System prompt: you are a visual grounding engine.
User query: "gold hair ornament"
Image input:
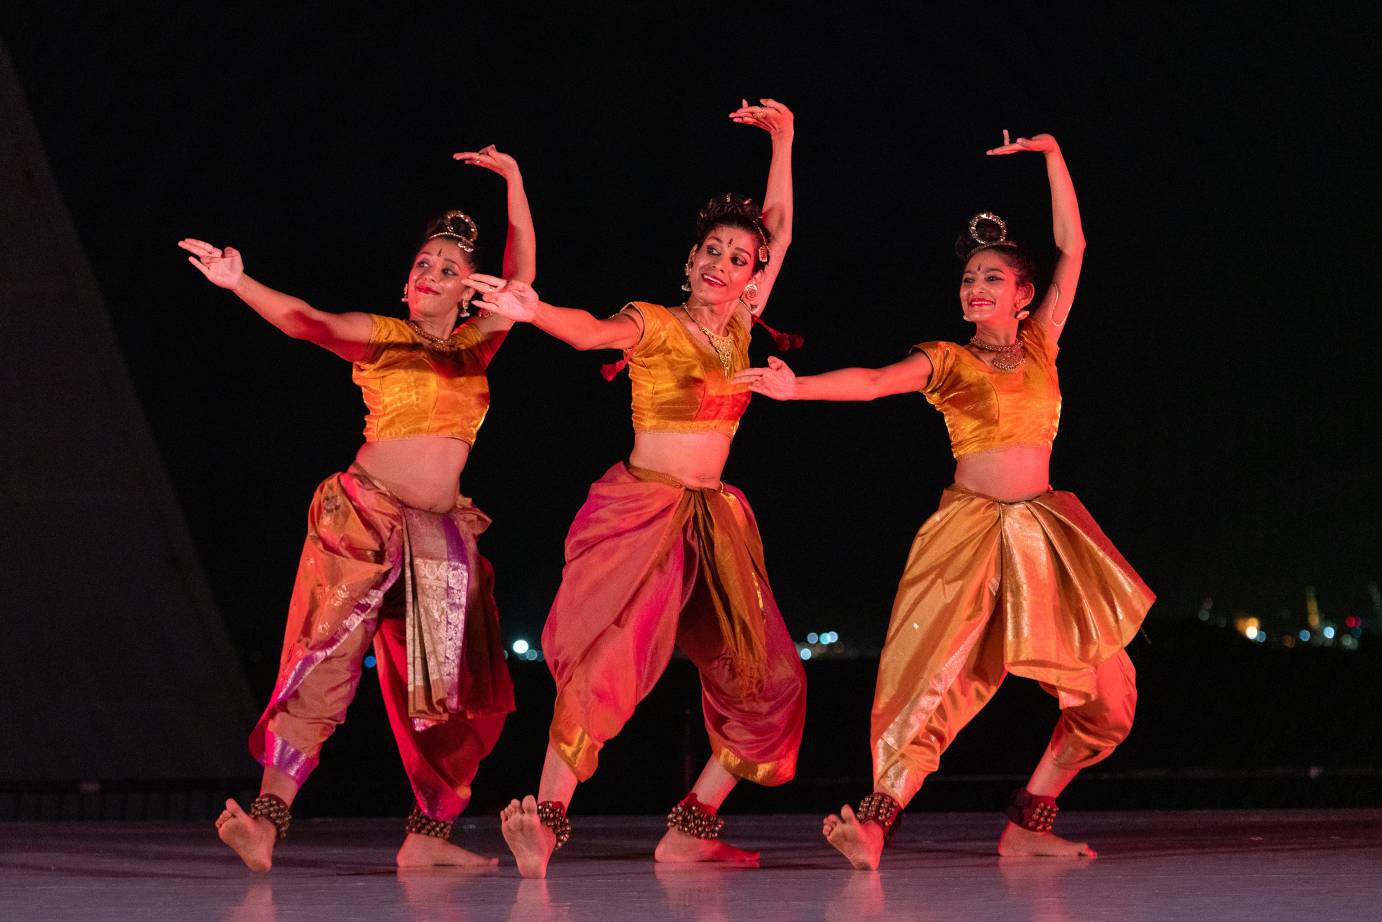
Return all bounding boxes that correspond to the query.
[427,210,478,254]
[700,193,771,264]
[967,211,1009,247]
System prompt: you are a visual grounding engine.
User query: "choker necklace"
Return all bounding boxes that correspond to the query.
[967,335,1025,372]
[679,304,735,378]
[407,319,463,351]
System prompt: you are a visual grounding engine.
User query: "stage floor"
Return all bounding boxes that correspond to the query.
[2,810,1378,920]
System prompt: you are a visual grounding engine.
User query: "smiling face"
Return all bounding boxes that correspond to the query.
[685,224,763,307]
[960,249,1034,325]
[406,239,475,319]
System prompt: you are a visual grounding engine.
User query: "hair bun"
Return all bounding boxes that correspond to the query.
[423,210,478,254]
[955,211,1014,259]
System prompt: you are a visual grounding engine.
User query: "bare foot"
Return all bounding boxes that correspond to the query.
[654,826,759,865]
[822,804,885,870]
[997,821,1097,858]
[215,798,277,872]
[396,832,499,868]
[501,796,556,879]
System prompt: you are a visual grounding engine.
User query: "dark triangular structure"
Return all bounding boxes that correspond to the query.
[0,37,256,780]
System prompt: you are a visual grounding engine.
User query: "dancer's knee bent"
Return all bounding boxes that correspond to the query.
[700,618,806,787]
[1048,651,1137,769]
[254,618,374,782]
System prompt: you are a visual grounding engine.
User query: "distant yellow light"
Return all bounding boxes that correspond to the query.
[1246,625,1260,640]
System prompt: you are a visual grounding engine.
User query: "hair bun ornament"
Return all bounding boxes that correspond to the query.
[428,210,478,253]
[956,211,1017,258]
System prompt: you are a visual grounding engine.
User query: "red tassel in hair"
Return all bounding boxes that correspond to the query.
[599,358,629,381]
[753,315,805,351]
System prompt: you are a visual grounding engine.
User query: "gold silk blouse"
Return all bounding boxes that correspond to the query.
[913,320,1062,459]
[622,302,752,439]
[352,314,495,444]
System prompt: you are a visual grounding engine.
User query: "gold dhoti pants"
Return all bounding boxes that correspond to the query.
[872,486,1153,807]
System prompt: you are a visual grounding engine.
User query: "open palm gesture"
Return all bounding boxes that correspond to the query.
[454,144,522,182]
[466,274,539,322]
[733,356,798,400]
[730,98,794,139]
[986,129,1059,156]
[179,238,244,289]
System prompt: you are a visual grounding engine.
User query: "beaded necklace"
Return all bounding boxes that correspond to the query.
[407,319,464,352]
[967,335,1026,372]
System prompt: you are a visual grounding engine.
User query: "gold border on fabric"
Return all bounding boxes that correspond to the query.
[551,725,599,781]
[714,744,795,787]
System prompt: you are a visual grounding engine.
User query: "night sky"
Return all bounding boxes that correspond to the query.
[4,4,1375,680]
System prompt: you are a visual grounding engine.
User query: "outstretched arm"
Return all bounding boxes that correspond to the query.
[465,275,641,351]
[987,131,1084,342]
[729,98,794,316]
[734,352,933,402]
[178,239,373,361]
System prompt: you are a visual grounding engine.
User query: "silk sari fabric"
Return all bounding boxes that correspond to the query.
[542,462,806,785]
[249,467,514,820]
[871,486,1153,807]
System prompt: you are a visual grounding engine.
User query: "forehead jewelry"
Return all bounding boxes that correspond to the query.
[699,193,771,264]
[427,210,478,254]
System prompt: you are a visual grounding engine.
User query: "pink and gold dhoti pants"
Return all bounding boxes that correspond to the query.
[871,486,1153,807]
[542,462,807,786]
[248,467,514,822]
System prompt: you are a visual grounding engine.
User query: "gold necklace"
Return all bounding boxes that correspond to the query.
[680,305,736,378]
[407,319,463,351]
[967,335,1025,372]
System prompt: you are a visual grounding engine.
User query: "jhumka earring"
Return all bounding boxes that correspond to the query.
[681,262,693,292]
[743,282,760,303]
[401,283,409,303]
[458,294,472,319]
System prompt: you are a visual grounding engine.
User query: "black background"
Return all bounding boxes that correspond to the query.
[3,3,1378,803]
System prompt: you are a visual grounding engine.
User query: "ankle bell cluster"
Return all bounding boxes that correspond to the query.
[666,794,725,840]
[405,805,454,840]
[537,800,572,850]
[855,792,902,839]
[1006,788,1059,832]
[249,793,292,840]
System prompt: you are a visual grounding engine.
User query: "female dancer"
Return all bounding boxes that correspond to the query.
[178,146,535,871]
[737,132,1153,866]
[466,99,804,878]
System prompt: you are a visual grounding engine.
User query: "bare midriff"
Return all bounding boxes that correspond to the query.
[953,444,1052,502]
[629,430,733,489]
[354,436,471,512]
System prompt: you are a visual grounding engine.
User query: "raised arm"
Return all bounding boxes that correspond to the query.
[734,351,933,402]
[729,98,794,315]
[454,145,537,285]
[453,146,537,342]
[465,275,641,352]
[178,239,373,361]
[986,131,1084,342]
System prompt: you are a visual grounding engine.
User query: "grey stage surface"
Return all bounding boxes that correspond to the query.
[2,811,1379,920]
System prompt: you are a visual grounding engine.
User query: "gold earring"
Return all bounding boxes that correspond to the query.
[458,295,472,319]
[743,282,759,303]
[681,262,693,292]
[401,283,409,303]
